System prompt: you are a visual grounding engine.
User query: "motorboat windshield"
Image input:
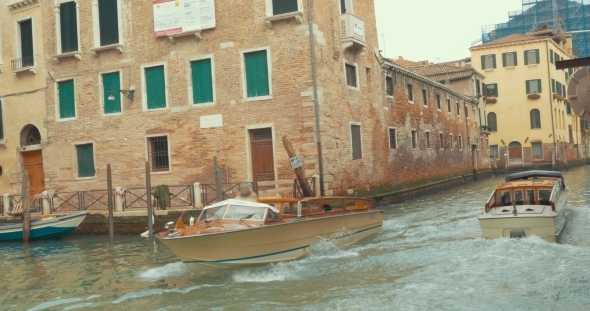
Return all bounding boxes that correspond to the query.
[197,199,279,222]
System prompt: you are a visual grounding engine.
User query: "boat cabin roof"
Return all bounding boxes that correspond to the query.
[496,179,557,191]
[505,170,563,182]
[202,199,279,213]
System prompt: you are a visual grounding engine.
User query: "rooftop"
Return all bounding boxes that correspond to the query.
[408,64,482,83]
[471,26,568,51]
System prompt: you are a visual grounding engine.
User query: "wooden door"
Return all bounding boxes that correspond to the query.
[22,150,45,196]
[250,129,275,183]
[508,142,523,165]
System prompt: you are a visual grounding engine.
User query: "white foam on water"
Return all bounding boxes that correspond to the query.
[62,303,93,310]
[138,262,192,281]
[86,295,101,300]
[112,284,219,304]
[26,298,82,311]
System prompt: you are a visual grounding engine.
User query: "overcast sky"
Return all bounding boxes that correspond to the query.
[375,0,524,63]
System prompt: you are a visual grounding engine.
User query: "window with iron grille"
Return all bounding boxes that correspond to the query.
[532,142,543,157]
[386,76,394,96]
[407,84,413,101]
[345,64,357,88]
[422,89,428,106]
[148,136,170,171]
[439,133,444,149]
[426,132,431,149]
[388,128,396,149]
[411,130,417,149]
[490,145,499,157]
[76,144,95,178]
[436,94,441,110]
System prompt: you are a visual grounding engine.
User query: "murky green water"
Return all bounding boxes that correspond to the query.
[2,167,590,310]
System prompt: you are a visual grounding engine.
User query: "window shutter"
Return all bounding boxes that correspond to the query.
[513,53,518,66]
[550,50,554,64]
[191,59,214,104]
[563,85,566,97]
[20,20,34,67]
[526,81,530,94]
[102,72,121,114]
[481,55,486,70]
[272,0,298,15]
[98,0,119,46]
[76,144,95,177]
[537,79,542,93]
[551,79,556,93]
[58,80,76,118]
[535,49,540,64]
[502,53,506,67]
[524,51,529,65]
[245,51,270,98]
[567,103,572,115]
[492,54,496,68]
[494,84,498,97]
[60,2,78,53]
[145,66,166,109]
[340,0,347,14]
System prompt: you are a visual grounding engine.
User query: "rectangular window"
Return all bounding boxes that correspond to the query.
[422,89,428,106]
[526,79,542,94]
[450,134,454,149]
[245,50,270,97]
[386,76,394,96]
[484,83,498,97]
[456,101,460,115]
[340,0,350,14]
[439,133,444,149]
[102,72,121,114]
[436,94,441,110]
[191,58,214,104]
[556,81,562,96]
[481,54,496,69]
[388,128,397,149]
[426,132,431,149]
[552,79,556,93]
[476,79,481,95]
[490,145,499,157]
[19,19,34,67]
[411,130,417,149]
[550,49,554,64]
[351,124,362,160]
[98,0,119,46]
[563,85,566,97]
[532,142,543,157]
[60,1,78,53]
[76,144,95,178]
[345,64,357,88]
[447,98,451,112]
[407,84,413,101]
[502,52,517,67]
[272,0,298,15]
[459,135,463,149]
[145,65,166,109]
[58,79,76,119]
[148,136,170,171]
[524,49,540,65]
[0,100,4,139]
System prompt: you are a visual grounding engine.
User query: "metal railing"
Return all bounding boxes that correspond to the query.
[293,177,316,198]
[10,195,41,213]
[11,56,34,71]
[201,182,258,206]
[51,192,82,212]
[124,185,194,210]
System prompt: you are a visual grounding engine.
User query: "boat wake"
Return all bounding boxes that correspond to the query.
[138,262,191,281]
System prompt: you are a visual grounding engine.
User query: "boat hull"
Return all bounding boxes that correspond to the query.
[161,210,383,274]
[0,212,88,241]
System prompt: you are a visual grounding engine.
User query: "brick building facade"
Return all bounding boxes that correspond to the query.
[28,0,489,198]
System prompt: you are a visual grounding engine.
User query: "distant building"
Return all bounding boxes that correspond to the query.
[470,27,585,167]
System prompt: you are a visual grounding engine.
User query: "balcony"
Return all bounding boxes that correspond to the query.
[11,56,36,74]
[340,13,366,53]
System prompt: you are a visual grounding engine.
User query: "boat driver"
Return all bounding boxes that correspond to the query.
[235,184,258,202]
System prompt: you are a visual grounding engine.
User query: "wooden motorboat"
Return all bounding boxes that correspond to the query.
[0,211,88,241]
[478,171,568,242]
[158,197,383,274]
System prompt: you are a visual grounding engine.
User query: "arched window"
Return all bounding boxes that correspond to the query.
[20,124,41,146]
[487,112,497,132]
[530,109,541,129]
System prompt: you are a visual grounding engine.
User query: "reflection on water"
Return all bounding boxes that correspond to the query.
[2,167,590,310]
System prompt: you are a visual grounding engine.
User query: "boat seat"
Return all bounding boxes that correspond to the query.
[8,202,23,216]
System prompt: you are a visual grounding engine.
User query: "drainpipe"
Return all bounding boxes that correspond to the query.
[546,41,557,169]
[307,0,324,196]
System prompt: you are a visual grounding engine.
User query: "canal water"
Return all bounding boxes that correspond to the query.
[2,167,590,311]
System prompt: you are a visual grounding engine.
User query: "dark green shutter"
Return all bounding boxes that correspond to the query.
[481,55,486,69]
[550,50,554,63]
[102,72,121,114]
[493,84,498,97]
[245,50,270,98]
[98,0,119,46]
[340,0,347,13]
[492,55,496,68]
[60,2,78,53]
[76,144,95,177]
[145,66,166,109]
[58,80,76,118]
[191,59,214,104]
[502,53,507,67]
[524,51,529,65]
[273,0,298,15]
[552,79,556,93]
[535,49,540,64]
[563,85,566,97]
[20,20,34,67]
[0,101,4,139]
[526,81,530,94]
[513,52,518,66]
[537,79,542,93]
[567,103,572,115]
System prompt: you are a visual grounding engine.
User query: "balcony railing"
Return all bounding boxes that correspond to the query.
[11,56,34,71]
[340,13,367,52]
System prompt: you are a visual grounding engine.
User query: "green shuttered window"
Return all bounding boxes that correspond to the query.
[98,0,119,46]
[145,66,166,110]
[58,80,76,119]
[481,54,496,69]
[273,0,298,15]
[524,49,540,65]
[245,50,270,98]
[60,1,78,53]
[526,79,542,94]
[102,72,121,114]
[20,19,34,67]
[191,59,214,104]
[567,103,572,115]
[76,144,95,177]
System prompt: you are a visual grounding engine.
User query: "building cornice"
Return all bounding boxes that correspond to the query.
[470,37,572,58]
[7,0,40,10]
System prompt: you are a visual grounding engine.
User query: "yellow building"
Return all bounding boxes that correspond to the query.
[0,0,48,198]
[471,28,584,168]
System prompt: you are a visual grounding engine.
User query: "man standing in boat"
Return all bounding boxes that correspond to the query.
[235,183,258,202]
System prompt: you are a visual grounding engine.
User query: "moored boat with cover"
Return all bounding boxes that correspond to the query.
[0,211,88,241]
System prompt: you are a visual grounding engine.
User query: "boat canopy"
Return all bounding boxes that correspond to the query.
[505,170,563,182]
[202,199,279,213]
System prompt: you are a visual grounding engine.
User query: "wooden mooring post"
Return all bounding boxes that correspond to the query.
[282,136,313,197]
[107,164,114,238]
[145,161,154,239]
[213,157,224,201]
[21,170,30,243]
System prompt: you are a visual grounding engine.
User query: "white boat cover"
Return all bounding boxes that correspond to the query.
[202,199,280,213]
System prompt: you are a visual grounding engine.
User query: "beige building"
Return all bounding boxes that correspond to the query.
[470,28,584,167]
[0,0,48,197]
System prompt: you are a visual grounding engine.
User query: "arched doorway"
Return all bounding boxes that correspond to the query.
[20,124,45,197]
[508,141,523,166]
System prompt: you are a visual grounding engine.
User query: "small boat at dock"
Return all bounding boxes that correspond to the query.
[0,212,88,241]
[158,197,383,274]
[478,171,568,242]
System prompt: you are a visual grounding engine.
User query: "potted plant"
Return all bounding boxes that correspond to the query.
[484,96,497,104]
[528,91,540,100]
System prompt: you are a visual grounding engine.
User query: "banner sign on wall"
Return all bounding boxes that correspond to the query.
[153,0,215,37]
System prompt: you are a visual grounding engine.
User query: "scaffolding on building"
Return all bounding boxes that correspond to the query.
[480,0,590,57]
